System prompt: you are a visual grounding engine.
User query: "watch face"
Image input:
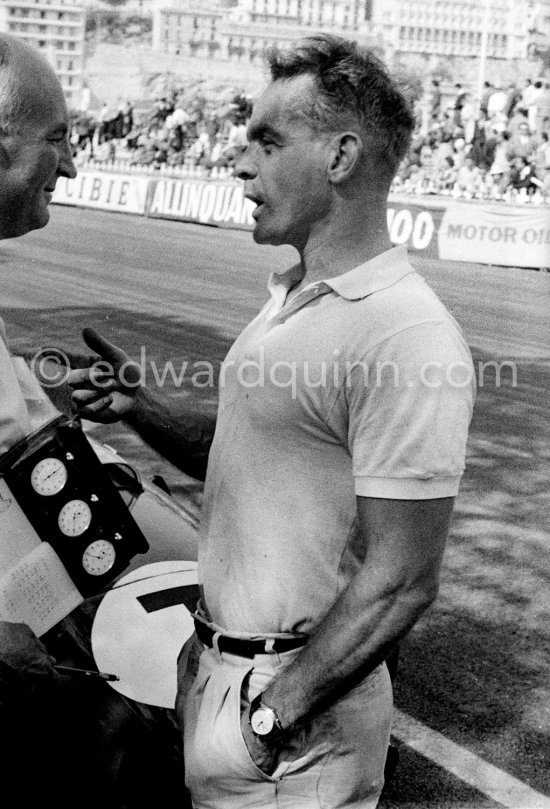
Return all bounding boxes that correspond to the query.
[82,539,116,576]
[58,499,92,536]
[250,707,275,737]
[31,457,68,496]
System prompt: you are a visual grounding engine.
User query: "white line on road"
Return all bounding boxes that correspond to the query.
[393,710,550,809]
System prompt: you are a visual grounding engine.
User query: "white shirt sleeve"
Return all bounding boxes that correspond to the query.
[345,321,475,499]
[0,321,31,455]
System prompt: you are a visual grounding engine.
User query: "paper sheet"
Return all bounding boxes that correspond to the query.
[0,477,42,570]
[0,542,83,636]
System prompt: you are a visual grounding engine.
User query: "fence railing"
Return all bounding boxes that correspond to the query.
[76,158,237,181]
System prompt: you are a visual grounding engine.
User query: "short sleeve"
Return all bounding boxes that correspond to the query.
[344,321,475,499]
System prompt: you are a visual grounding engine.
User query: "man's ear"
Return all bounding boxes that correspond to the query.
[327,131,363,184]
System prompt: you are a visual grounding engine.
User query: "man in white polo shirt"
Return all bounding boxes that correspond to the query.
[183,35,474,808]
[72,34,475,809]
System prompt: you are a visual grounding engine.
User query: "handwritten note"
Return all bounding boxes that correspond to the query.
[0,542,83,636]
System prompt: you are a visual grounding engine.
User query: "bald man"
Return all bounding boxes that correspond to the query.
[0,34,76,237]
[0,33,76,449]
[0,36,189,809]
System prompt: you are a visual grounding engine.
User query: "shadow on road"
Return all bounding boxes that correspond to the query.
[386,350,550,802]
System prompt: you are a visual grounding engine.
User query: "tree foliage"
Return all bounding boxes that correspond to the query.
[85,9,151,41]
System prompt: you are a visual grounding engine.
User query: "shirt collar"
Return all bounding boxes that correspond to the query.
[321,245,416,300]
[267,245,415,304]
[267,263,304,300]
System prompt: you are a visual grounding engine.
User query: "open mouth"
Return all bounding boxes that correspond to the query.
[245,191,264,214]
[252,203,264,221]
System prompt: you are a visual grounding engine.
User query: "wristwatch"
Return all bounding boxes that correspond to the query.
[248,694,285,744]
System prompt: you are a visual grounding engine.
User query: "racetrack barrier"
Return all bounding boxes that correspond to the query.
[53,172,550,269]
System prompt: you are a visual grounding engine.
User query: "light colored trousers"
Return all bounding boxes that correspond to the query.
[176,634,393,809]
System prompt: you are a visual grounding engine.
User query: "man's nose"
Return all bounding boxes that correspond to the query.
[58,138,77,180]
[234,145,257,181]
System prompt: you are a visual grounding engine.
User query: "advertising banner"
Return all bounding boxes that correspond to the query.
[387,204,443,257]
[52,169,550,268]
[146,178,255,229]
[438,204,550,269]
[53,172,149,215]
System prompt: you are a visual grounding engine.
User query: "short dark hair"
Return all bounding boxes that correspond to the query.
[266,34,415,172]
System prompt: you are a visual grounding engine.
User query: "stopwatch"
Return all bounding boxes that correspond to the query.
[82,539,116,576]
[58,499,92,536]
[31,457,68,496]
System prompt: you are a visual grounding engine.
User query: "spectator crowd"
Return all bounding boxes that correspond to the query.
[70,75,550,205]
[70,86,252,176]
[392,77,550,203]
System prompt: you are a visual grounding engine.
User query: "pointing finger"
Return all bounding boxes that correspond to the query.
[82,327,128,366]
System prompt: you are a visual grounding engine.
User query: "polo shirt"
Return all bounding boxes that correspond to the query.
[198,246,475,635]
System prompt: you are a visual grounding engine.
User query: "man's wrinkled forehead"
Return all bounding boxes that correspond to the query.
[247,75,320,140]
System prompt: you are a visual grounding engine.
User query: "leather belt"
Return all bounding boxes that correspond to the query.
[194,618,307,658]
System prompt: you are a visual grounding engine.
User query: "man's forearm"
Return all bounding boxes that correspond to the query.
[261,496,453,732]
[261,572,436,730]
[126,386,216,482]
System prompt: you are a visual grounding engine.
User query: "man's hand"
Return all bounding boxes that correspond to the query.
[0,622,58,697]
[67,327,141,423]
[240,708,278,775]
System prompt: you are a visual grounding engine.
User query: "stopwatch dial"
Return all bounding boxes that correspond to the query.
[82,540,116,576]
[31,457,68,496]
[58,499,92,536]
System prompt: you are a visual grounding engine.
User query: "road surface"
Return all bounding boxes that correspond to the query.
[1,205,549,808]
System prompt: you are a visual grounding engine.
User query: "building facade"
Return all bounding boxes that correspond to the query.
[370,0,546,64]
[152,0,547,70]
[0,0,86,108]
[152,0,380,61]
